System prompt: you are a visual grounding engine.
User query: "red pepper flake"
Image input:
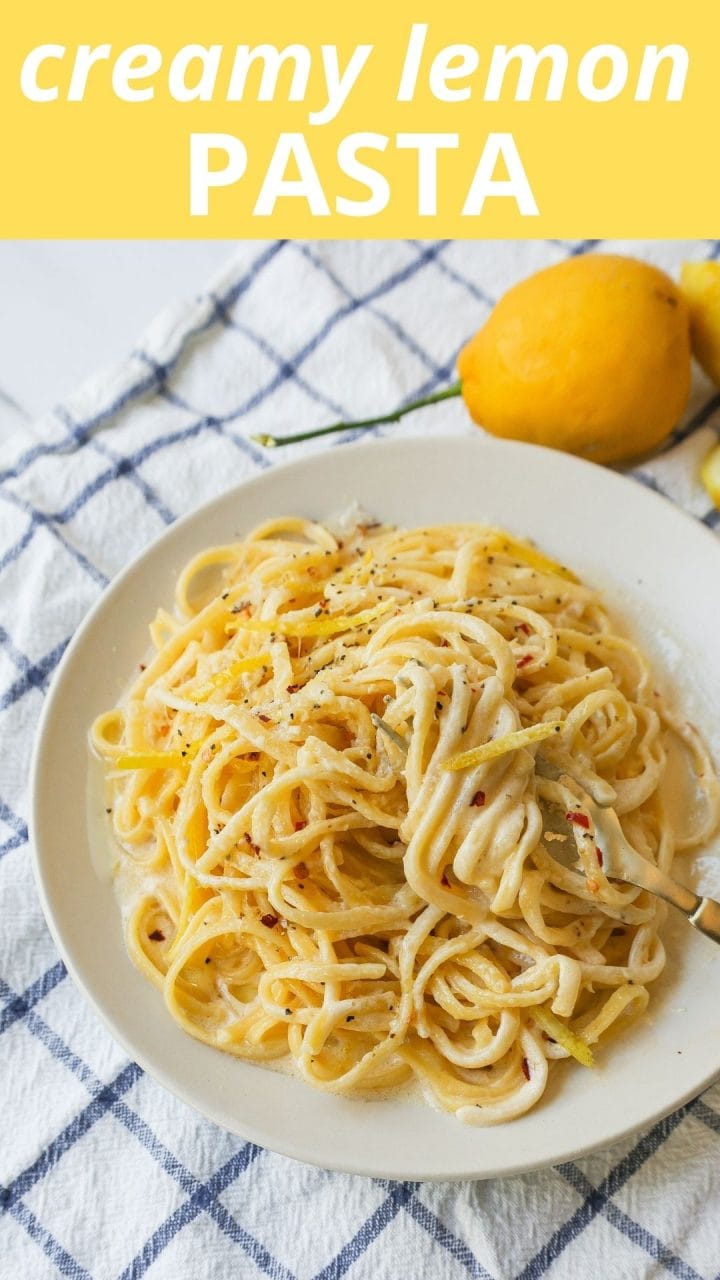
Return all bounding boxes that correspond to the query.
[515,622,531,636]
[294,820,307,832]
[243,751,260,761]
[516,654,533,669]
[566,811,590,829]
[243,834,261,856]
[260,913,278,929]
[441,873,450,886]
[286,684,300,694]
[471,790,486,808]
[521,1057,531,1080]
[294,861,309,880]
[595,846,604,867]
[148,929,165,942]
[257,714,271,724]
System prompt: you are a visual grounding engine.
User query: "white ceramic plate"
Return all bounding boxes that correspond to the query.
[31,435,720,1181]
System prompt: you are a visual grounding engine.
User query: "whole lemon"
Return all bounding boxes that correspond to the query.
[679,260,720,386]
[457,255,691,464]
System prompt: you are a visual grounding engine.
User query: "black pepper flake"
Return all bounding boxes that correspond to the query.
[105,807,112,814]
[285,1008,292,1015]
[204,957,211,964]
[148,929,165,942]
[346,1015,355,1022]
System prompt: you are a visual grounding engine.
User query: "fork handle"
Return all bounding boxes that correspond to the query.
[688,896,720,944]
[622,859,720,946]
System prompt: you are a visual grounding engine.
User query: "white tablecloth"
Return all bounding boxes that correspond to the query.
[1,239,719,1280]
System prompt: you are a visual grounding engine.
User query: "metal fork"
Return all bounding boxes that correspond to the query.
[537,759,720,945]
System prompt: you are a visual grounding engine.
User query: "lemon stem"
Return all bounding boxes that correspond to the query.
[251,381,463,448]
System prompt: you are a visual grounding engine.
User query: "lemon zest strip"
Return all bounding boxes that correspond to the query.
[531,1005,594,1067]
[225,599,394,638]
[188,652,271,701]
[492,533,578,584]
[443,720,561,772]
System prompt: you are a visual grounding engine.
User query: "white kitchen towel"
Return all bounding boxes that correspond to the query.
[1,239,719,1280]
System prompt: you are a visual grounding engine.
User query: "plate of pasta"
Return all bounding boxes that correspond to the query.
[31,435,720,1180]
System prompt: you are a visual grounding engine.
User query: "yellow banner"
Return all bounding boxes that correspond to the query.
[1,0,717,236]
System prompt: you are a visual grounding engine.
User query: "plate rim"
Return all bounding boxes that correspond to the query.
[28,433,720,1180]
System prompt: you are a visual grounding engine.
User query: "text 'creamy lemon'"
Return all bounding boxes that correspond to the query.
[458,255,691,465]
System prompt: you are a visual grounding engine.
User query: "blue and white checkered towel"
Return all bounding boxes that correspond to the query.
[1,239,719,1280]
